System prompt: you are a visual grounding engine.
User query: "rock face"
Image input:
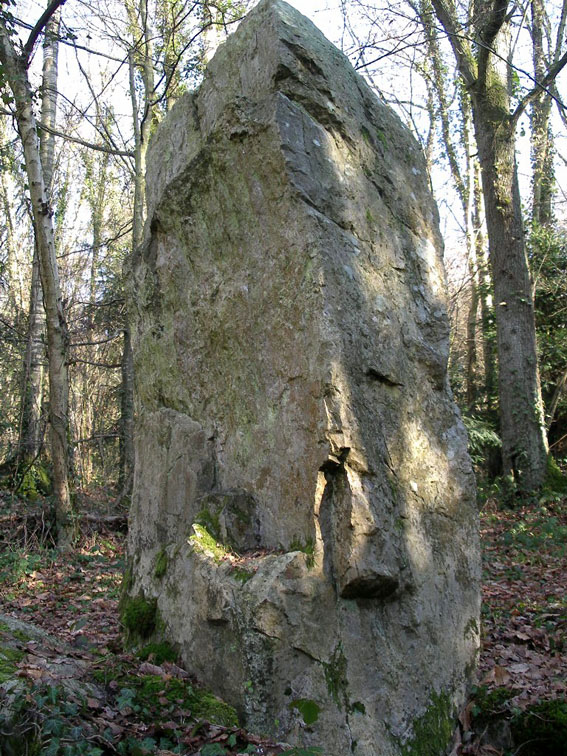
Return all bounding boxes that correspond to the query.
[126,1,481,753]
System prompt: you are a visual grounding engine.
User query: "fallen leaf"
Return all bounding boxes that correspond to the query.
[509,663,529,674]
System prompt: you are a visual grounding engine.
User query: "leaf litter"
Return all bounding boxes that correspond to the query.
[1,490,567,754]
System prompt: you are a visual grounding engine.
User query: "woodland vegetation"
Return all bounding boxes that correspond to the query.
[0,0,567,753]
[0,0,566,534]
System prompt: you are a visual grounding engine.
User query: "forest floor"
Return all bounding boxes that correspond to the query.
[0,489,566,755]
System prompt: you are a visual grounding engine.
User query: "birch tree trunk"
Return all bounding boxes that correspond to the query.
[17,10,60,470]
[19,254,45,463]
[0,1,75,548]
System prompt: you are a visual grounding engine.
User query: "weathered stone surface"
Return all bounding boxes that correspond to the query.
[127,1,481,753]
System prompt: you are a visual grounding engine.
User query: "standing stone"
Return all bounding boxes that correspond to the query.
[126,1,481,754]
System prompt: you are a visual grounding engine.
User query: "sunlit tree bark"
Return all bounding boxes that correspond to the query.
[0,0,75,548]
[18,9,61,470]
[428,0,567,490]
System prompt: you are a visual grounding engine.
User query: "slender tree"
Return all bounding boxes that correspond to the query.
[0,0,75,547]
[530,0,567,226]
[18,8,62,473]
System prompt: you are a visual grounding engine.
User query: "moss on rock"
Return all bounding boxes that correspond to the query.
[17,462,51,500]
[544,455,567,494]
[154,548,168,579]
[399,691,454,756]
[188,523,231,563]
[195,507,222,542]
[120,595,158,639]
[323,644,348,711]
[137,641,177,665]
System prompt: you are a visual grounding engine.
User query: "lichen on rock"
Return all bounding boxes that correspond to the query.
[126,1,481,753]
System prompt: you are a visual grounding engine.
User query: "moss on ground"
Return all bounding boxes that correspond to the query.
[135,674,238,727]
[511,699,567,755]
[471,687,567,755]
[93,656,238,730]
[0,645,25,683]
[471,685,514,725]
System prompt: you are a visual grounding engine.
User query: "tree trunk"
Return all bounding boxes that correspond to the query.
[471,86,547,487]
[19,251,46,463]
[0,8,75,549]
[530,0,554,225]
[429,0,551,491]
[465,265,479,409]
[117,35,154,500]
[473,165,497,412]
[530,0,565,227]
[16,11,60,471]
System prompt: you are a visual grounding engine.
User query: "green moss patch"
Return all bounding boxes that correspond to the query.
[189,523,231,563]
[471,685,514,725]
[472,689,567,755]
[153,548,168,579]
[323,644,348,710]
[511,699,567,755]
[399,691,454,756]
[544,455,567,494]
[135,674,238,727]
[195,507,222,542]
[289,536,315,568]
[231,567,254,584]
[17,462,51,500]
[120,595,157,639]
[0,645,25,683]
[136,642,177,665]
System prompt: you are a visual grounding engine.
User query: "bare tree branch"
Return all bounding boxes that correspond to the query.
[429,0,476,86]
[511,48,567,126]
[476,0,508,85]
[35,120,134,156]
